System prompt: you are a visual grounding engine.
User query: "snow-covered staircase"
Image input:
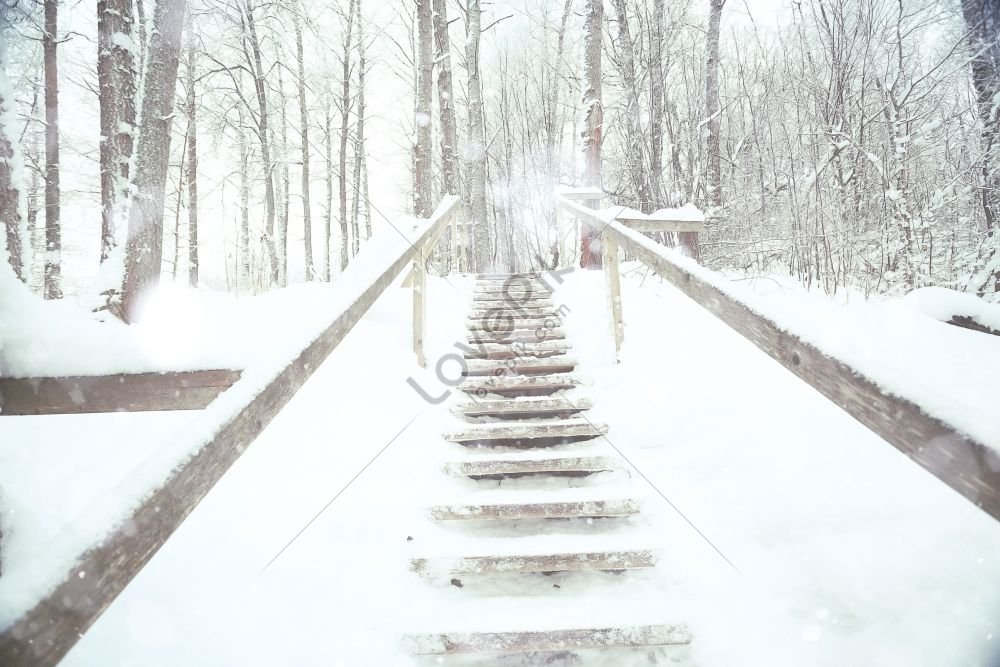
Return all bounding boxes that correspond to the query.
[404,273,692,660]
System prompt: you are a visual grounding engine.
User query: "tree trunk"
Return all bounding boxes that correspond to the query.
[705,0,725,211]
[43,0,62,298]
[238,116,250,289]
[432,0,458,197]
[649,0,665,207]
[185,6,198,287]
[0,36,26,281]
[324,99,333,280]
[353,0,369,246]
[579,0,603,268]
[121,0,186,319]
[294,12,313,280]
[98,0,136,269]
[962,0,1000,294]
[277,67,290,286]
[242,0,278,286]
[414,0,433,217]
[465,0,489,272]
[339,0,356,271]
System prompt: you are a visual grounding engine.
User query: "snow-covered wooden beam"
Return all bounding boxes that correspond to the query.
[0,370,242,415]
[555,193,1000,524]
[0,196,461,667]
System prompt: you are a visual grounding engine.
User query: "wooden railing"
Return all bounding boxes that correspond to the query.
[0,196,460,667]
[554,191,1000,524]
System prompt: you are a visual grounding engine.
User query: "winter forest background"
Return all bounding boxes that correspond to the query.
[0,0,998,315]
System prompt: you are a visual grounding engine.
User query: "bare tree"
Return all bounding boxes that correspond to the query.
[351,0,370,247]
[121,0,187,319]
[705,0,725,211]
[293,7,313,279]
[43,0,61,298]
[97,0,137,269]
[185,4,198,286]
[414,0,433,217]
[579,0,603,268]
[465,0,489,271]
[0,25,26,281]
[338,0,357,270]
[323,96,333,279]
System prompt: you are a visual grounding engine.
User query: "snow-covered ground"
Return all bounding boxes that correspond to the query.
[3,267,999,665]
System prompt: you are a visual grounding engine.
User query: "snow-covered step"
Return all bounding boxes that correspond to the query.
[459,373,584,397]
[403,624,692,655]
[472,296,555,306]
[410,549,656,577]
[445,419,608,446]
[474,283,551,294]
[443,455,619,478]
[430,497,641,521]
[452,396,593,418]
[463,357,577,376]
[466,329,567,344]
[467,321,563,335]
[468,304,559,320]
[463,341,570,359]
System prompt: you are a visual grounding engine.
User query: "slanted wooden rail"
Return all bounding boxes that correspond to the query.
[554,191,1000,523]
[0,195,460,666]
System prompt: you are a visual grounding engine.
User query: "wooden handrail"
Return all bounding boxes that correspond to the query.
[412,195,461,366]
[554,192,1000,524]
[0,198,459,666]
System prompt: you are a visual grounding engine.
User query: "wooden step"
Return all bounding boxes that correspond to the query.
[463,357,576,376]
[445,420,608,446]
[463,341,569,359]
[404,624,692,655]
[460,374,583,397]
[472,296,555,306]
[468,307,560,319]
[474,284,551,294]
[467,330,566,344]
[430,498,641,520]
[467,321,563,336]
[452,397,593,418]
[410,549,656,576]
[443,455,617,478]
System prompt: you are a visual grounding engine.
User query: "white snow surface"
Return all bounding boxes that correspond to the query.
[1,265,997,665]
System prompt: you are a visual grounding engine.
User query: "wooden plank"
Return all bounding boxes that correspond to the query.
[452,397,593,417]
[445,420,608,444]
[467,319,563,332]
[617,218,703,233]
[460,374,584,397]
[0,370,242,415]
[443,455,618,477]
[404,624,692,655]
[466,329,567,344]
[430,498,641,521]
[462,358,576,376]
[411,549,655,576]
[463,341,569,360]
[557,194,1000,522]
[0,196,462,666]
[468,307,560,318]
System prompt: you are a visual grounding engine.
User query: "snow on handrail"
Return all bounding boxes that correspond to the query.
[554,192,1000,524]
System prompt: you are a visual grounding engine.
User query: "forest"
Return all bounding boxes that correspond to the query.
[0,0,998,319]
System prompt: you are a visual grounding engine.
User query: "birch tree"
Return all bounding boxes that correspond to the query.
[293,7,313,279]
[465,0,489,271]
[414,0,433,217]
[0,16,26,281]
[705,0,725,211]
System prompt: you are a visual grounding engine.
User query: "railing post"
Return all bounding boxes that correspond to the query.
[603,228,624,355]
[678,231,700,261]
[413,242,428,367]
